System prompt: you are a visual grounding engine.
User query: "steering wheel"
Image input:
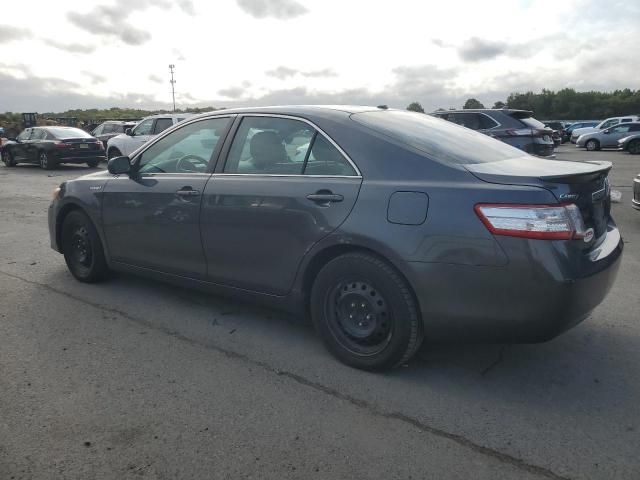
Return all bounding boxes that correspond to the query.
[176,154,207,173]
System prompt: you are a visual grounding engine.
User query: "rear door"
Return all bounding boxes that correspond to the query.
[200,115,362,295]
[102,117,232,278]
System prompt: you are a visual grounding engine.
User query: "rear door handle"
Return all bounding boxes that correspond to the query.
[176,188,200,196]
[306,192,344,204]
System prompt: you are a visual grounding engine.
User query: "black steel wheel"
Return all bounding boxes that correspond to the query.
[311,252,423,370]
[628,139,640,155]
[61,210,108,282]
[2,149,16,167]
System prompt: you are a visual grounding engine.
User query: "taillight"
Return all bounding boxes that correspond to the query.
[475,203,588,240]
[505,128,533,136]
[96,141,104,150]
[53,141,70,149]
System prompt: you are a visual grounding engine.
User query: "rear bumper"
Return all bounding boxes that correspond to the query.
[54,153,105,164]
[531,143,555,157]
[406,225,623,342]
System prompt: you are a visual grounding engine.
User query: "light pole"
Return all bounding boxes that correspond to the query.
[169,64,176,112]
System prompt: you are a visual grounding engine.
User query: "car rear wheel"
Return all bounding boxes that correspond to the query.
[39,151,56,170]
[585,139,600,151]
[107,147,122,160]
[310,252,424,370]
[2,149,16,167]
[627,139,640,155]
[87,159,99,168]
[61,210,109,282]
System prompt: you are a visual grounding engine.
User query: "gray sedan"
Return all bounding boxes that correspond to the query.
[577,122,640,151]
[618,133,640,154]
[48,106,623,370]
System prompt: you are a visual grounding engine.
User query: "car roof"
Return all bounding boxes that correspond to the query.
[434,108,533,115]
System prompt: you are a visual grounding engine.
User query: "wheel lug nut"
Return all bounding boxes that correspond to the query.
[361,303,365,308]
[349,314,353,319]
[351,303,356,308]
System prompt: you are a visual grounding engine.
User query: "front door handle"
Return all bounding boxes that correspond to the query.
[306,191,344,204]
[176,187,200,197]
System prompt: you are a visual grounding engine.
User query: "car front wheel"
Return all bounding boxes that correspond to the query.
[585,139,600,151]
[627,139,640,155]
[107,147,122,160]
[310,252,424,370]
[61,210,109,282]
[2,149,16,167]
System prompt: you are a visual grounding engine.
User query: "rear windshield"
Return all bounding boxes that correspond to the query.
[518,117,546,129]
[47,127,93,139]
[351,110,526,165]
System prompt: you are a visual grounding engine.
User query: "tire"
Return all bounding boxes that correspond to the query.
[585,139,599,151]
[39,151,56,170]
[627,139,640,155]
[310,252,424,370]
[87,159,99,168]
[61,210,109,283]
[107,147,122,160]
[2,149,16,167]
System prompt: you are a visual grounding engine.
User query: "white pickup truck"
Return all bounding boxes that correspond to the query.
[106,114,191,158]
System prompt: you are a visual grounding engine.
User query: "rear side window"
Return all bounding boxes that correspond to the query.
[153,118,174,134]
[352,110,526,165]
[304,135,357,176]
[224,116,314,174]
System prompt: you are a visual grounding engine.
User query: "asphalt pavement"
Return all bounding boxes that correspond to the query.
[0,144,638,479]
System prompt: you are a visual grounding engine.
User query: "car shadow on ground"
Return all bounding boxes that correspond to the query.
[38,264,638,417]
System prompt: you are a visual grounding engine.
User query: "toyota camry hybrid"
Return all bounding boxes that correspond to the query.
[48,106,623,370]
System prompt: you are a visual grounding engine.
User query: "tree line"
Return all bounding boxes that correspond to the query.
[407,88,640,120]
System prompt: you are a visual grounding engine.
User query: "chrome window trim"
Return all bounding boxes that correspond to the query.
[211,173,362,179]
[222,113,362,177]
[478,112,501,130]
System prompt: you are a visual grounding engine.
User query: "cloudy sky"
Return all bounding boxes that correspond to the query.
[0,0,638,112]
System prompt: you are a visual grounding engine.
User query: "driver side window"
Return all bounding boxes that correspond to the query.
[133,119,154,136]
[137,118,230,174]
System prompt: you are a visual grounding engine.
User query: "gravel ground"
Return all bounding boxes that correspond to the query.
[0,144,638,479]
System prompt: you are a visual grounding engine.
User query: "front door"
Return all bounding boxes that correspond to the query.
[122,118,155,156]
[602,124,638,147]
[12,128,32,161]
[201,115,362,295]
[102,117,232,278]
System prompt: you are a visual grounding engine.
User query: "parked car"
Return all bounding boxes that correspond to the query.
[106,114,189,159]
[433,109,554,157]
[633,173,640,211]
[544,121,568,143]
[2,126,104,169]
[618,134,640,155]
[565,121,599,141]
[576,122,640,151]
[92,121,138,148]
[48,106,622,370]
[570,116,639,143]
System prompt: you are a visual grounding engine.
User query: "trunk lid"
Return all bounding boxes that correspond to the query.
[466,157,612,242]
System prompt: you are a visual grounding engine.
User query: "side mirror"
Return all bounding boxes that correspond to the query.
[108,156,132,175]
[603,130,610,134]
[125,128,133,136]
